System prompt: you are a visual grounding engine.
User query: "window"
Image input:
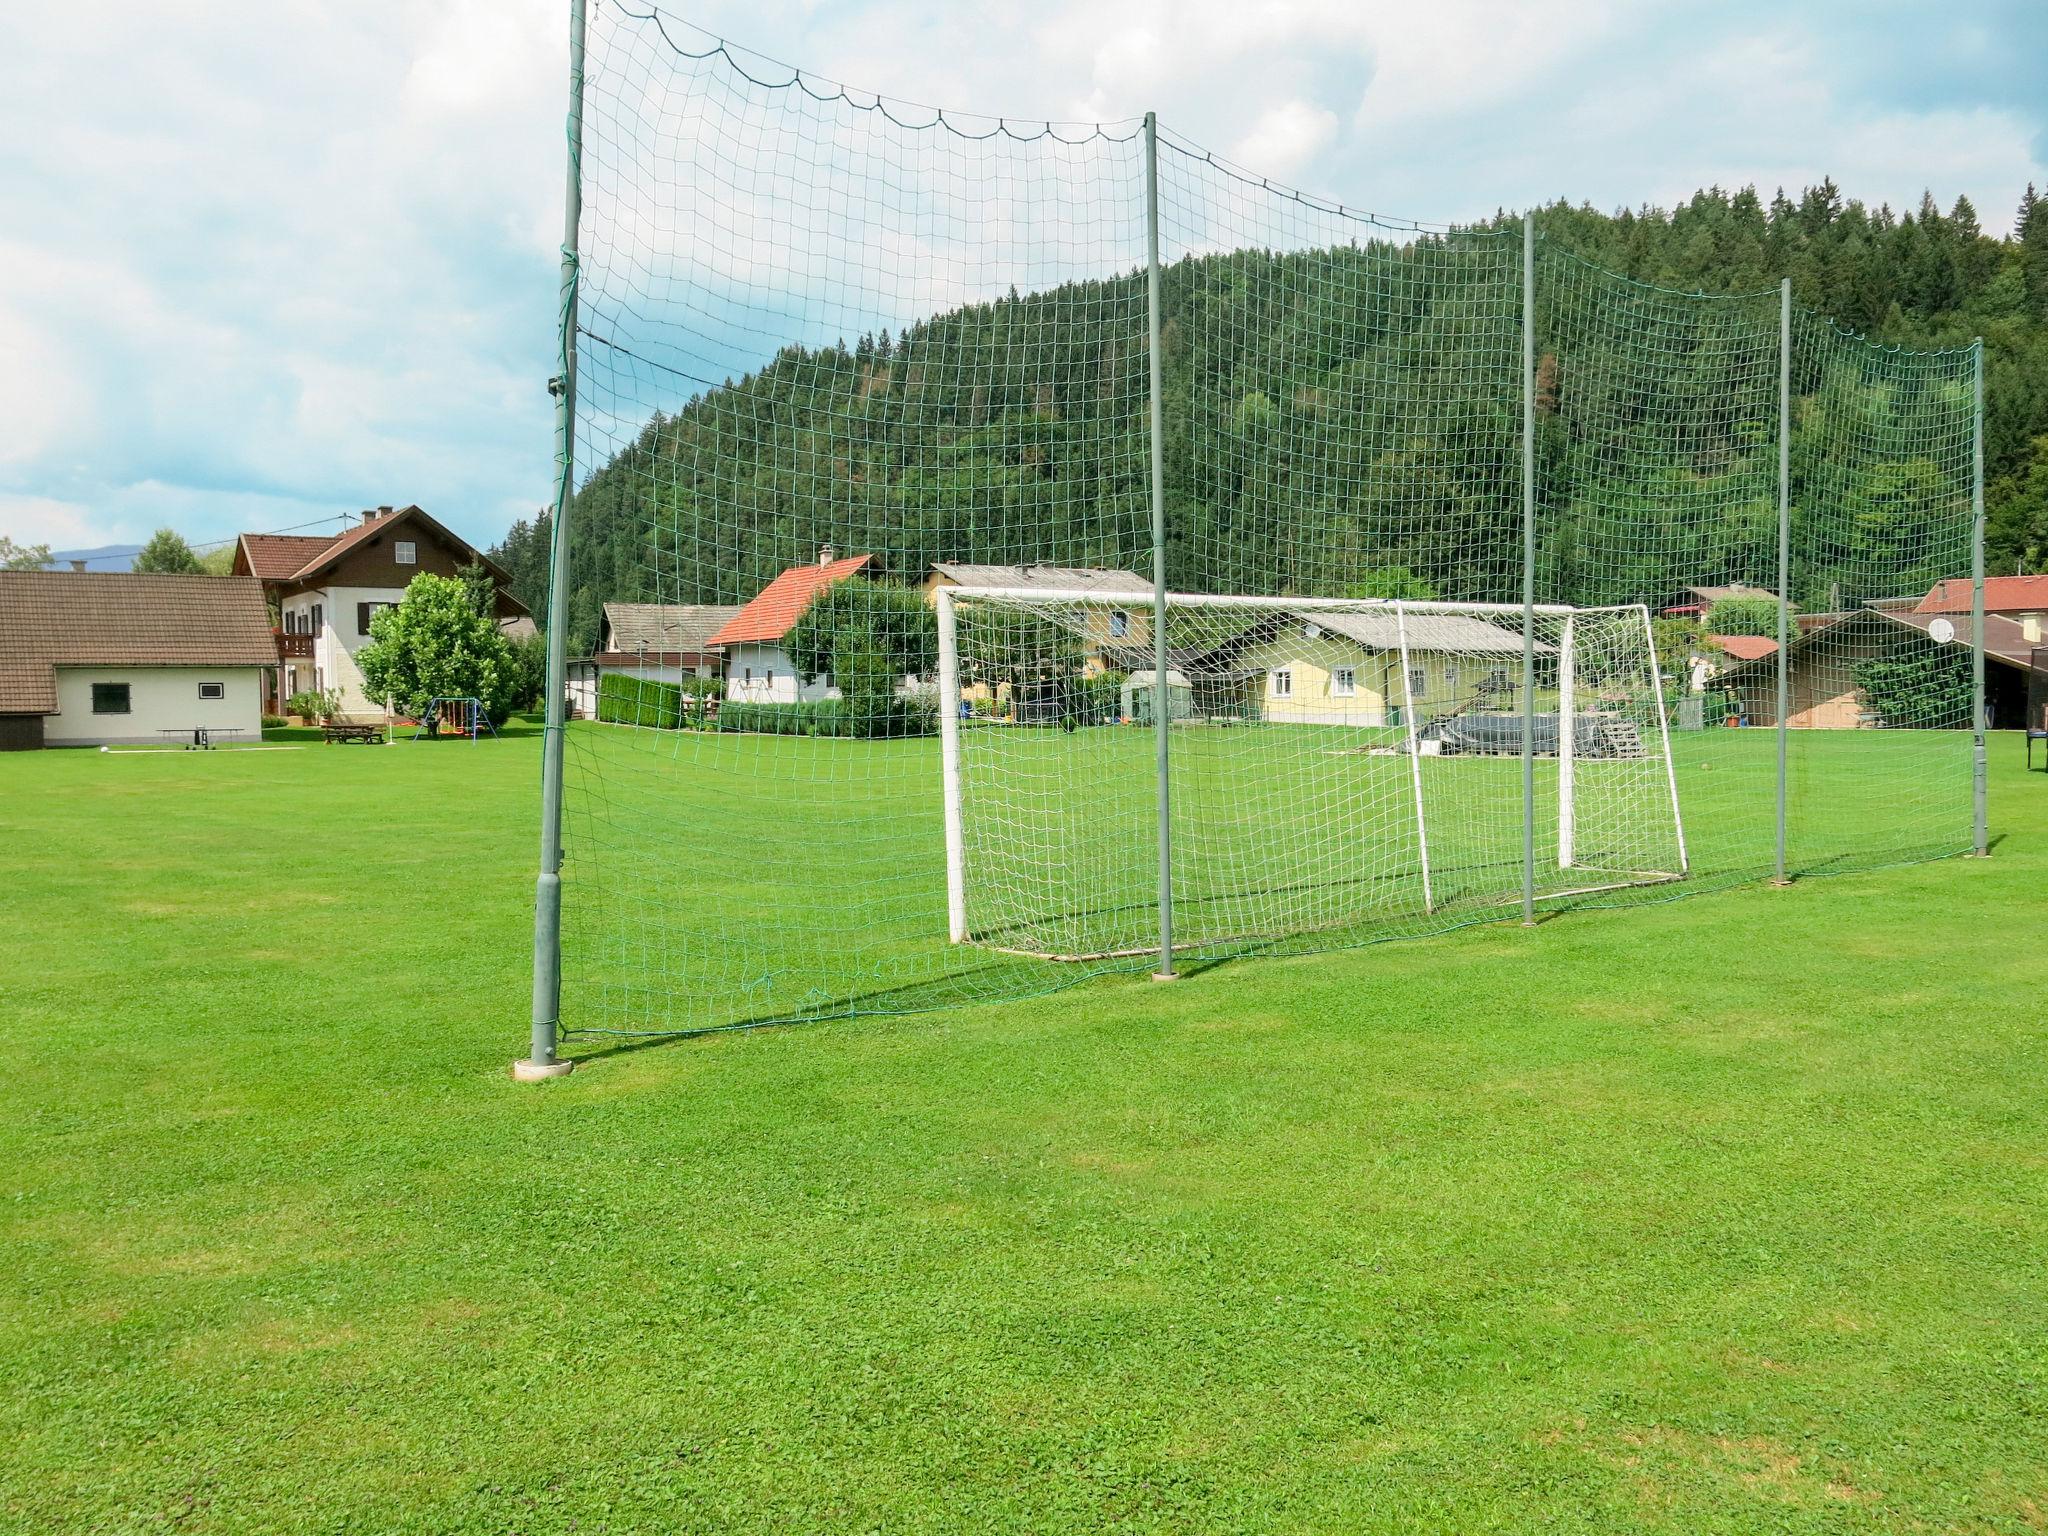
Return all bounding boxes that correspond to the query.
[91,683,131,715]
[395,540,417,565]
[1109,609,1129,638]
[311,604,323,636]
[198,682,225,701]
[765,669,775,687]
[1407,667,1427,700]
[1271,668,1292,698]
[1331,666,1355,698]
[1484,668,1511,696]
[1444,664,1460,694]
[743,667,753,683]
[356,601,392,636]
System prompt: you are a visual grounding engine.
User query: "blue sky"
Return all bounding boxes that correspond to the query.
[2,1,2042,560]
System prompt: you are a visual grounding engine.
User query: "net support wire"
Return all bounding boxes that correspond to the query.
[1972,336,1988,857]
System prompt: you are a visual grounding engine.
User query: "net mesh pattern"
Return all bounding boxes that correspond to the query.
[556,4,1982,1035]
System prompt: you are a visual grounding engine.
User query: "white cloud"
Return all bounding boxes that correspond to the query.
[0,0,2040,557]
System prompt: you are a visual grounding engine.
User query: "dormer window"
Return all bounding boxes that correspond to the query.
[395,540,417,565]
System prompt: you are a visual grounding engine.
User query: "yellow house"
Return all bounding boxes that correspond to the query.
[1227,610,1539,725]
[924,563,1152,677]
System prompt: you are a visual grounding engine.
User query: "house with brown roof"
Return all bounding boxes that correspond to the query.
[1710,575,2048,729]
[230,505,529,713]
[706,550,879,703]
[564,601,740,718]
[0,571,275,749]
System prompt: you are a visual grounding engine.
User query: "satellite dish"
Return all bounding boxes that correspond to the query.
[1303,621,1322,641]
[1928,617,1956,644]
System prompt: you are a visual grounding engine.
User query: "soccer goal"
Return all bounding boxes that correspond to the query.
[937,589,1687,962]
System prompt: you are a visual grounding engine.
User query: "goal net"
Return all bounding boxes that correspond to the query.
[539,5,1981,1039]
[939,590,1684,962]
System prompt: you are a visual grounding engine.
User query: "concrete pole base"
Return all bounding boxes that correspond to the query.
[512,1057,575,1082]
[1769,877,1793,888]
[1151,970,1178,983]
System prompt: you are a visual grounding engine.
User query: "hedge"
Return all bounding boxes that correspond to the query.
[597,673,683,727]
[715,694,936,739]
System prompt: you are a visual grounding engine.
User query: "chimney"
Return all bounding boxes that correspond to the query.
[818,542,835,565]
[379,505,393,517]
[70,559,87,573]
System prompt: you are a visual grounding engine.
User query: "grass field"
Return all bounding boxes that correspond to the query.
[5,723,2045,1532]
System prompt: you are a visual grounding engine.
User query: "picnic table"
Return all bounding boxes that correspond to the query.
[158,727,246,750]
[321,720,386,744]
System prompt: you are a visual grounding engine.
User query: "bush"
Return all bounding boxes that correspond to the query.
[285,688,340,722]
[597,673,684,728]
[261,714,288,730]
[1855,641,1972,727]
[1704,596,1787,637]
[711,693,936,739]
[1078,670,1127,724]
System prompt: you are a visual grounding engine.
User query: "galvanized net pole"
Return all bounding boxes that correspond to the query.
[1144,111,1175,979]
[1972,337,1988,856]
[518,0,586,1080]
[1774,277,1791,885]
[1519,212,1537,927]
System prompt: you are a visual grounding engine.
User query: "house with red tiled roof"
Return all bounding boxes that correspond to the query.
[1915,574,2048,643]
[706,549,878,703]
[230,506,529,713]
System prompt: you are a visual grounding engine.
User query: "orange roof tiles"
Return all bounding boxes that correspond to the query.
[706,555,876,647]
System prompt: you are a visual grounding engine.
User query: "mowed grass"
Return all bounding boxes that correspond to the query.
[3,722,2045,1532]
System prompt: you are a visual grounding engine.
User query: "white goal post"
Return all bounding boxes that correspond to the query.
[936,588,1688,961]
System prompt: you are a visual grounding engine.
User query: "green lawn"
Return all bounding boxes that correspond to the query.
[4,724,2045,1532]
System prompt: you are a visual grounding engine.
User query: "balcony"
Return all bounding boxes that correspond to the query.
[275,630,314,659]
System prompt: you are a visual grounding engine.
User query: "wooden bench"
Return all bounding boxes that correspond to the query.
[322,718,386,745]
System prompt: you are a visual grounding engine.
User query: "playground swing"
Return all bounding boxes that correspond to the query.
[407,696,498,742]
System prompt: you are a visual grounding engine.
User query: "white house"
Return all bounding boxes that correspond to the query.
[565,601,738,718]
[0,571,276,749]
[231,505,530,714]
[707,552,878,703]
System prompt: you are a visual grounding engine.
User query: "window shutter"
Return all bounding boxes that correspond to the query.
[358,602,371,636]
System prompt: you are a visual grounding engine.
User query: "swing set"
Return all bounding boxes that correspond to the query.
[406,696,498,742]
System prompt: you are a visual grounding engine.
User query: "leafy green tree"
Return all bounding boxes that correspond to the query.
[1855,640,1972,728]
[1704,596,1787,637]
[356,573,517,731]
[0,536,51,571]
[1342,566,1439,601]
[783,581,938,738]
[131,528,204,574]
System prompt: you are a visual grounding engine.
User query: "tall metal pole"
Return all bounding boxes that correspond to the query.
[1144,111,1175,979]
[1774,277,1792,885]
[517,0,587,1080]
[1972,337,1988,856]
[1519,212,1537,927]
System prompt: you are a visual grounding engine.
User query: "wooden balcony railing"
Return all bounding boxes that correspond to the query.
[275,630,313,659]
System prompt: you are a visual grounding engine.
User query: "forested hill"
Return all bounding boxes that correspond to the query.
[494,181,2048,655]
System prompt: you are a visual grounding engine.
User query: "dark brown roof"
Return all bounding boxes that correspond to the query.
[0,572,276,715]
[234,533,342,580]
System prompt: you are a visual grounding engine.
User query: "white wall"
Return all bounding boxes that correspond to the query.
[48,667,264,746]
[723,643,838,704]
[278,584,406,712]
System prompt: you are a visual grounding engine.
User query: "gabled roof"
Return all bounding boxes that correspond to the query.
[233,533,341,581]
[930,563,1151,595]
[230,506,528,614]
[1916,575,2048,615]
[706,555,876,647]
[1705,634,1779,662]
[0,572,275,715]
[1712,606,2048,685]
[1307,609,1546,656]
[601,602,740,656]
